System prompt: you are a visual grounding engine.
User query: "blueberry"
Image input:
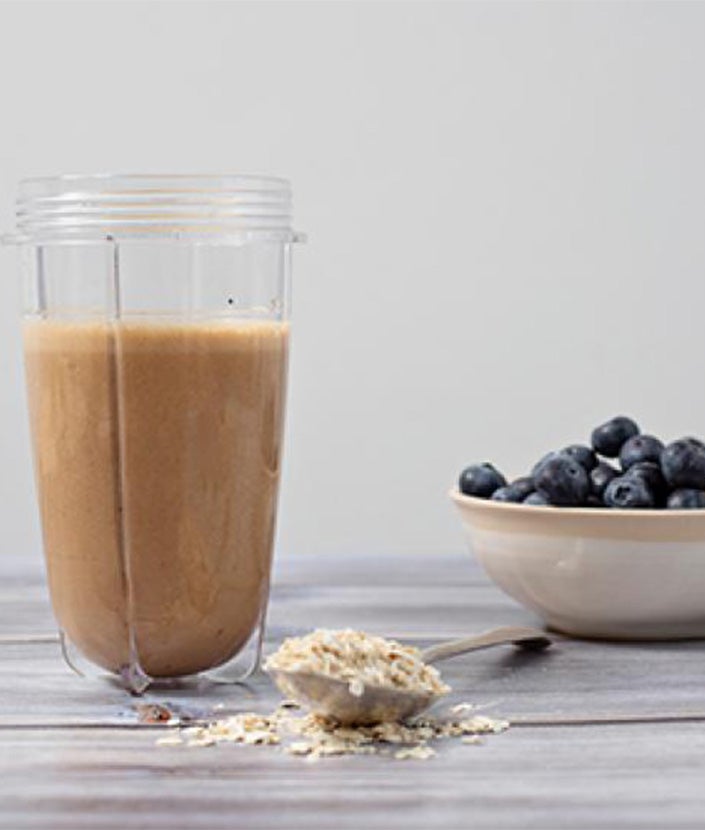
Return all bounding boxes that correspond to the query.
[590,461,619,498]
[591,416,640,458]
[561,444,597,472]
[667,489,705,509]
[661,438,705,490]
[534,456,590,506]
[603,475,655,509]
[624,461,668,506]
[507,476,536,501]
[531,451,561,479]
[524,491,550,506]
[619,434,665,471]
[585,494,604,508]
[459,463,507,498]
[492,477,536,502]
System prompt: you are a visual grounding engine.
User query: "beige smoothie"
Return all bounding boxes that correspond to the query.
[23,318,289,678]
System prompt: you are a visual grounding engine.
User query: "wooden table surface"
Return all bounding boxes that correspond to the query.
[1,552,704,829]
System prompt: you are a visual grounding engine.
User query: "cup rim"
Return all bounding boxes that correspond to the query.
[8,173,302,244]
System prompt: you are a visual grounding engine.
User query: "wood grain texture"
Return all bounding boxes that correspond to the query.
[2,722,705,830]
[0,553,704,828]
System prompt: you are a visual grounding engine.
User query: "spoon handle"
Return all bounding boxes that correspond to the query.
[420,626,551,665]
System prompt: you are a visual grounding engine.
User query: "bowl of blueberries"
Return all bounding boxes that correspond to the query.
[451,416,705,640]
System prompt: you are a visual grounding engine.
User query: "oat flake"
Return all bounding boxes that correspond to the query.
[156,704,508,761]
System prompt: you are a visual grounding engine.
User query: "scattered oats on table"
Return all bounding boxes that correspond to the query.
[153,630,509,761]
[155,704,509,761]
[155,733,184,747]
[395,745,436,761]
[286,741,312,756]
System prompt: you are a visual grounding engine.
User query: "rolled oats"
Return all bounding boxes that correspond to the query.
[395,745,436,761]
[154,631,508,762]
[156,704,508,761]
[265,629,450,698]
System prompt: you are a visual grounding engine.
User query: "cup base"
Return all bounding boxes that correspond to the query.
[58,607,267,695]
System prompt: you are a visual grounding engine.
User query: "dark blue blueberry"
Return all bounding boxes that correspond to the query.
[603,475,655,509]
[561,444,598,472]
[531,451,561,479]
[492,477,536,503]
[459,463,507,498]
[534,456,590,506]
[661,438,705,490]
[524,491,550,506]
[619,434,665,471]
[667,489,705,509]
[491,486,515,502]
[590,461,619,498]
[507,476,536,501]
[590,416,640,458]
[625,461,668,506]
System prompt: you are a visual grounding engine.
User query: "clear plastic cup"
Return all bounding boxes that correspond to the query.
[5,174,303,693]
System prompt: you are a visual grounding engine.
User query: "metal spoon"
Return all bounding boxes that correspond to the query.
[266,626,551,725]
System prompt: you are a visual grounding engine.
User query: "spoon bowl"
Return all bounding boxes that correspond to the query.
[267,667,441,726]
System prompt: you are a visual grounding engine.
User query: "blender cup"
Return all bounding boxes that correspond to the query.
[6,174,301,693]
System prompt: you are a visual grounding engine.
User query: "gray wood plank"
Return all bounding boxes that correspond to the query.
[0,556,705,725]
[0,553,704,828]
[1,554,705,726]
[0,722,703,829]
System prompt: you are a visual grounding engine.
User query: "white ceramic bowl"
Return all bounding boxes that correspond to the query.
[451,490,705,640]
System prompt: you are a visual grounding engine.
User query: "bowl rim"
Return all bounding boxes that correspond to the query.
[449,489,705,542]
[449,488,705,518]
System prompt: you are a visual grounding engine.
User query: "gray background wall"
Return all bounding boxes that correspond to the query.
[0,1,704,559]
